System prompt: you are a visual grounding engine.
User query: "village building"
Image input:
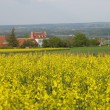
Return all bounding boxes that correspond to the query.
[0,35,9,46]
[0,32,48,47]
[30,32,48,47]
[17,38,36,46]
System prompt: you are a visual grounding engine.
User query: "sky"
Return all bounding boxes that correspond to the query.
[0,0,110,25]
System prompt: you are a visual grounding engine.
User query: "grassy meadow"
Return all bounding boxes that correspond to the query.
[70,46,110,54]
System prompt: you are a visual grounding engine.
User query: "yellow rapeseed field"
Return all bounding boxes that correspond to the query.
[0,53,110,110]
[0,48,69,53]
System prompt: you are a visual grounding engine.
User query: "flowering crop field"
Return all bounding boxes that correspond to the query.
[0,53,110,110]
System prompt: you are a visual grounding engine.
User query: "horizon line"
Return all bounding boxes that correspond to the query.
[0,22,110,26]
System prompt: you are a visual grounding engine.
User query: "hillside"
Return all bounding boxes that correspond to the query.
[0,22,110,38]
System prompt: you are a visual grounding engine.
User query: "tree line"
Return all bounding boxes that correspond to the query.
[42,33,100,48]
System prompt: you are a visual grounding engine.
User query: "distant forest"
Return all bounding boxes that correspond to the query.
[0,22,110,39]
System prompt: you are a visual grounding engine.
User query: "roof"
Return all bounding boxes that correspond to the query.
[17,38,26,46]
[0,36,9,46]
[31,32,47,39]
[17,38,33,46]
[17,38,37,46]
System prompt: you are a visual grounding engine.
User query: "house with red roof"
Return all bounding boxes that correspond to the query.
[17,38,37,46]
[30,32,48,47]
[0,32,48,47]
[0,35,9,46]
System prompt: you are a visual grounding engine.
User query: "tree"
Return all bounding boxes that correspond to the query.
[89,38,100,46]
[42,39,49,47]
[21,40,37,48]
[8,28,18,47]
[49,37,61,47]
[42,37,62,48]
[73,33,89,47]
[58,37,73,47]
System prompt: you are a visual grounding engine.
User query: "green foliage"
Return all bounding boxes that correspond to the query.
[7,28,18,47]
[73,33,89,47]
[89,38,100,46]
[42,36,75,48]
[42,34,100,48]
[49,37,62,47]
[21,40,37,48]
[42,39,49,47]
[64,37,74,47]
[70,46,110,54]
[42,37,62,47]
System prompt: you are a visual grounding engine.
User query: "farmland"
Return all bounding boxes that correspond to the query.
[70,46,110,54]
[0,51,110,109]
[0,46,110,54]
[0,48,69,54]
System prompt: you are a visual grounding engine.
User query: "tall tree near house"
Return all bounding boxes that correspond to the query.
[8,28,18,47]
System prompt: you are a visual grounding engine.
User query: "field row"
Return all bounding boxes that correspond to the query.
[0,48,69,53]
[0,47,110,54]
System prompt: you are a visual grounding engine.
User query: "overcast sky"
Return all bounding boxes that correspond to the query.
[0,0,110,25]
